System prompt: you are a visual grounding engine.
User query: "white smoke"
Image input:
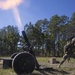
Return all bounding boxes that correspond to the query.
[0,0,23,31]
[12,7,23,31]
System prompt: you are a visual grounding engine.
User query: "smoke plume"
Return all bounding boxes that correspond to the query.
[0,0,23,31]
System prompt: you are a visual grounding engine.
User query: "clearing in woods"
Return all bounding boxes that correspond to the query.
[0,57,75,75]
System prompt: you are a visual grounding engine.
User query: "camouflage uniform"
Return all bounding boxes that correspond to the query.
[58,38,75,68]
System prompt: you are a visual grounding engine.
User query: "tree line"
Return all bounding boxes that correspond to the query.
[0,12,75,57]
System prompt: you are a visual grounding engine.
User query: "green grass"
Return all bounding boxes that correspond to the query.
[0,69,16,75]
[0,57,75,75]
[37,57,50,63]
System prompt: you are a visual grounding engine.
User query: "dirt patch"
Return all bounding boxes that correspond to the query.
[34,61,75,75]
[0,59,75,75]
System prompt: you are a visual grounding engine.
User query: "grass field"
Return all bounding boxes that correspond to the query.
[0,57,75,75]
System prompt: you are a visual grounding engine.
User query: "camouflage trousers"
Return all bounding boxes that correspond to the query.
[60,53,75,65]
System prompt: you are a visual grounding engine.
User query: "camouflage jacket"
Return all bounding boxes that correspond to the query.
[64,43,75,54]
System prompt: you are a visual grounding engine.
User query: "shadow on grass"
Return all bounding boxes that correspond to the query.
[32,67,69,75]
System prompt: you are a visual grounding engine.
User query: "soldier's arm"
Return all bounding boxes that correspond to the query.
[64,43,71,54]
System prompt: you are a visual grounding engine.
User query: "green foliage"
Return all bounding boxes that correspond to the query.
[0,25,20,55]
[0,12,75,56]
